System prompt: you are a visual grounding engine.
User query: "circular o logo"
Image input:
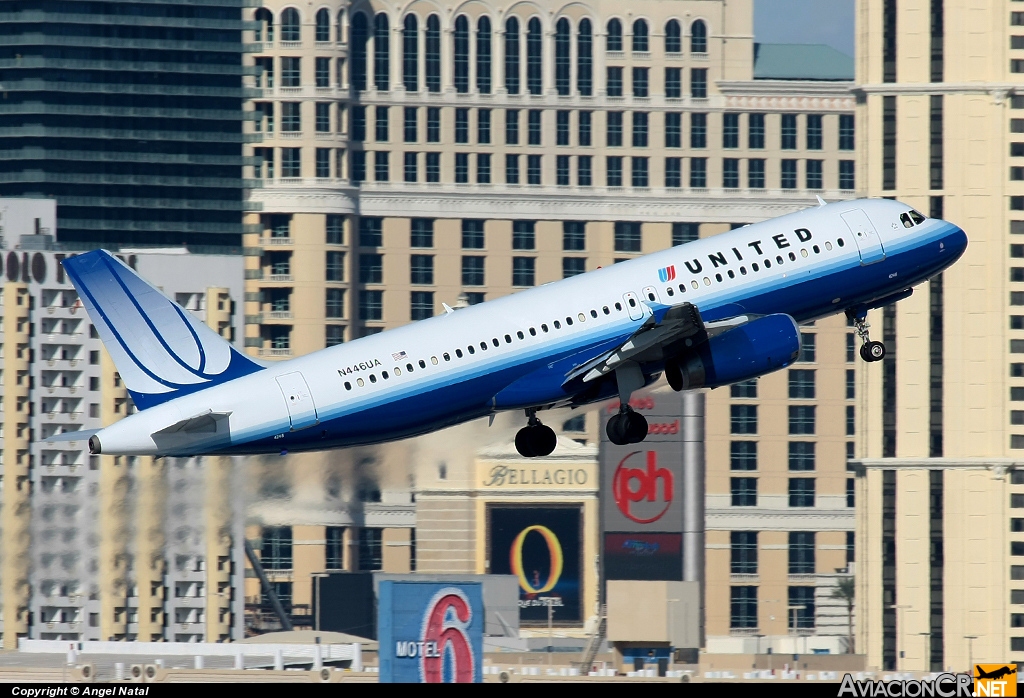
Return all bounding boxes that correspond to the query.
[509,525,564,594]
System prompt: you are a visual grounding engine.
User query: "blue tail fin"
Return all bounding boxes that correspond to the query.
[63,250,264,409]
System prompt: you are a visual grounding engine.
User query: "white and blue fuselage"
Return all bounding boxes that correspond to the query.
[65,198,967,458]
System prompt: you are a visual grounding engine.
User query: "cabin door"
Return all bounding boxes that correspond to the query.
[623,292,645,321]
[841,209,886,265]
[276,371,319,430]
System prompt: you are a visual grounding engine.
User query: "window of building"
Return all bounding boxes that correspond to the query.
[579,111,592,146]
[326,527,344,569]
[455,153,469,183]
[607,156,623,186]
[731,379,757,398]
[789,369,816,399]
[631,157,649,187]
[455,108,469,143]
[512,257,535,287]
[691,68,707,98]
[723,158,739,188]
[316,57,330,86]
[731,404,757,434]
[411,291,434,320]
[358,528,383,571]
[513,221,536,250]
[840,114,855,150]
[632,112,649,147]
[614,221,641,252]
[527,17,542,94]
[557,155,571,186]
[477,17,492,93]
[373,13,390,90]
[282,56,300,87]
[578,20,593,95]
[527,155,542,184]
[607,67,623,97]
[749,159,766,189]
[403,152,418,182]
[788,531,815,574]
[261,526,293,570]
[505,109,520,145]
[607,112,623,147]
[325,325,344,347]
[690,158,707,188]
[723,113,739,148]
[326,251,345,281]
[633,67,649,97]
[839,160,856,190]
[374,151,389,181]
[325,288,345,319]
[563,221,585,250]
[410,254,434,285]
[506,154,520,184]
[781,159,798,189]
[475,109,491,144]
[730,586,757,628]
[358,290,383,321]
[425,152,440,182]
[806,159,823,190]
[673,222,699,245]
[316,148,331,177]
[749,113,765,149]
[557,110,571,146]
[462,256,485,286]
[807,114,823,150]
[282,102,301,132]
[462,219,485,249]
[453,15,470,93]
[359,217,382,247]
[731,441,757,471]
[505,17,520,94]
[403,15,418,91]
[799,332,816,362]
[789,442,815,471]
[781,114,797,150]
[282,148,301,178]
[358,254,382,284]
[690,113,708,149]
[666,158,682,188]
[789,478,816,507]
[555,18,571,95]
[731,477,757,506]
[563,257,586,278]
[607,18,622,51]
[789,405,816,435]
[665,113,682,148]
[411,219,434,248]
[579,156,592,186]
[731,531,758,574]
[789,586,815,628]
[847,478,855,508]
[478,153,491,184]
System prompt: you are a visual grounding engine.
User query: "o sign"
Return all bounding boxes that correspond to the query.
[509,525,564,594]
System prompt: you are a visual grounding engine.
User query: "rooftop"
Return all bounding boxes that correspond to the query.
[753,43,855,81]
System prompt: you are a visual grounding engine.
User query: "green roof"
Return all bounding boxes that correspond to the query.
[753,43,854,81]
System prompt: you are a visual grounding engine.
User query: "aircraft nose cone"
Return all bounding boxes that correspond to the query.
[947,225,969,259]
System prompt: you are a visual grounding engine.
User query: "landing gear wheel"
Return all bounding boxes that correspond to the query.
[606,409,649,445]
[515,427,537,457]
[514,412,557,458]
[665,358,684,392]
[860,341,886,362]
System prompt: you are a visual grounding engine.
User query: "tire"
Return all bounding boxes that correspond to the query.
[665,359,684,392]
[530,425,557,457]
[606,414,629,445]
[867,341,886,361]
[624,411,649,443]
[515,427,536,457]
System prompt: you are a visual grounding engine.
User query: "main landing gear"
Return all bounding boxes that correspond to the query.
[606,407,648,446]
[849,310,886,362]
[514,410,557,458]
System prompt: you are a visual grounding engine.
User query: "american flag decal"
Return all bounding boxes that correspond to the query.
[392,351,408,361]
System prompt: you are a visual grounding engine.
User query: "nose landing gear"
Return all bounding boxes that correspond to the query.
[514,410,557,458]
[848,309,886,362]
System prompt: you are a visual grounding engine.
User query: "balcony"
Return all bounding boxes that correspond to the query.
[258,348,292,358]
[260,237,292,246]
[266,311,293,320]
[266,274,294,282]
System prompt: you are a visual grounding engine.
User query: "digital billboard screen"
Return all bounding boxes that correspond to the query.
[603,532,683,581]
[488,506,581,624]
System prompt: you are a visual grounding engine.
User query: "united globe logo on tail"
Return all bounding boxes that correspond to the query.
[658,265,676,283]
[420,588,475,683]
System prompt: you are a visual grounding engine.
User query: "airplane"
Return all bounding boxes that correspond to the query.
[976,666,1017,681]
[48,198,967,459]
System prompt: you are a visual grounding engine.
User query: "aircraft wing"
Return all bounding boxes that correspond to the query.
[43,428,100,444]
[562,302,755,385]
[152,410,231,435]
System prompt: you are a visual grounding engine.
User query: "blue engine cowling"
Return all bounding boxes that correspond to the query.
[672,313,800,389]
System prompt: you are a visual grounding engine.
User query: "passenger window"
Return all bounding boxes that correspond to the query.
[909,210,926,224]
[382,371,389,379]
[369,375,377,383]
[715,273,722,282]
[456,349,463,358]
[579,313,586,322]
[800,249,808,258]
[764,259,771,268]
[394,368,401,376]
[740,267,747,275]
[430,357,438,365]
[647,291,655,301]
[541,324,549,332]
[443,352,450,361]
[505,334,512,343]
[603,306,610,314]
[615,302,622,311]
[590,310,598,318]
[777,255,784,264]
[357,378,365,387]
[666,287,674,297]
[703,277,710,286]
[825,242,833,251]
[900,212,913,228]
[480,342,487,350]
[691,280,698,289]
[530,327,537,336]
[407,363,414,372]
[344,381,352,390]
[837,238,845,247]
[517,331,525,339]
[752,263,759,272]
[554,320,561,329]
[678,284,686,293]
[565,317,573,326]
[492,338,499,346]
[789,252,796,261]
[628,298,636,307]
[727,270,735,279]
[420,359,427,368]
[468,345,475,354]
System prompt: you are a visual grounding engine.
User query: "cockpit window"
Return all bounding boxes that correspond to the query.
[909,210,926,224]
[901,210,926,228]
[900,212,913,228]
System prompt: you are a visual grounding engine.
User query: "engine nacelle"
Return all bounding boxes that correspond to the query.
[670,313,800,390]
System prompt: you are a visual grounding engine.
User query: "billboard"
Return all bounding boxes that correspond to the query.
[604,533,683,581]
[488,506,581,624]
[378,581,484,683]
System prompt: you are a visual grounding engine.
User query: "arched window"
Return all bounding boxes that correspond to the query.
[453,15,469,93]
[336,9,345,43]
[255,8,273,43]
[281,7,300,42]
[577,19,592,96]
[425,15,441,92]
[691,19,707,53]
[504,17,520,94]
[316,8,330,42]
[632,19,648,52]
[555,18,570,96]
[607,18,622,51]
[477,17,492,94]
[527,17,542,95]
[403,15,418,92]
[374,13,389,90]
[351,12,368,91]
[665,19,681,53]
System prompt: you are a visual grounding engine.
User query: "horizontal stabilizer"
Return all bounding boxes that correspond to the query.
[43,428,100,444]
[153,410,231,435]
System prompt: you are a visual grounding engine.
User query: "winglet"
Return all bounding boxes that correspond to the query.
[442,303,455,315]
[816,195,827,207]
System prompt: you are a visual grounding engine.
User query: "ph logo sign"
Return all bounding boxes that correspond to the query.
[975,665,1018,697]
[612,451,673,524]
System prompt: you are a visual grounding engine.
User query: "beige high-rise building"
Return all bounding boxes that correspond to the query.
[854,0,1024,674]
[240,0,865,644]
